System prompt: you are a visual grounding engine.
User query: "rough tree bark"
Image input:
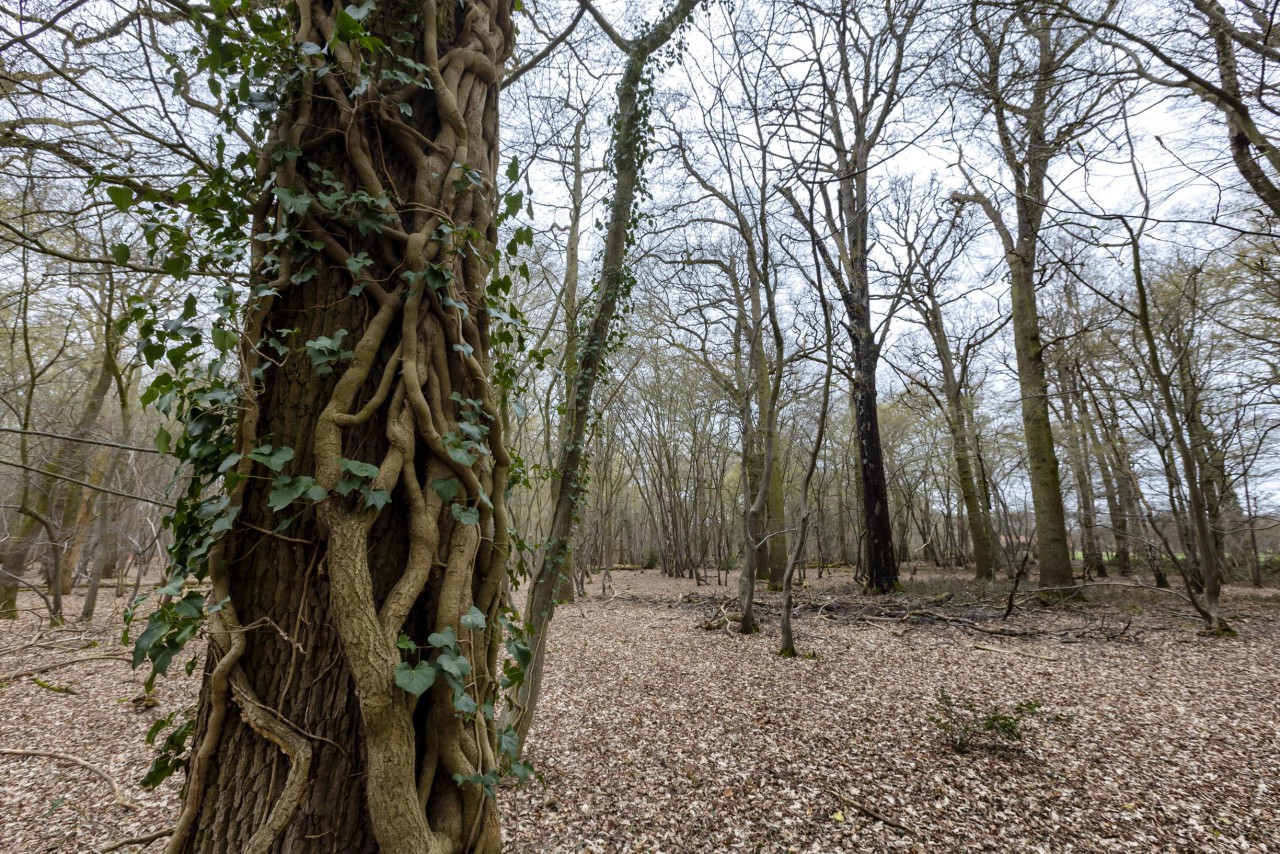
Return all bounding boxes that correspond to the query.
[171,3,515,851]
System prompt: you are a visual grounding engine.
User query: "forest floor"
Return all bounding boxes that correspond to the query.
[1,567,1278,853]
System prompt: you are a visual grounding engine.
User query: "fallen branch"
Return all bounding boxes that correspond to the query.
[972,643,1060,662]
[0,652,132,683]
[32,676,77,694]
[0,748,135,808]
[837,792,914,834]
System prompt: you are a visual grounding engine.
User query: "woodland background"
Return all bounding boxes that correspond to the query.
[0,0,1278,851]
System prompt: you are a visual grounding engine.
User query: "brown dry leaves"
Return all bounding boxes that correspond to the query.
[2,573,1278,852]
[0,594,192,853]
[503,572,1280,853]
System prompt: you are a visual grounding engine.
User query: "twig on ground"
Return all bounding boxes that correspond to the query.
[0,652,132,683]
[837,792,914,834]
[32,676,77,693]
[972,643,1060,662]
[0,748,135,808]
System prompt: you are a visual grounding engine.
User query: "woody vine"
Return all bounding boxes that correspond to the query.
[115,1,530,850]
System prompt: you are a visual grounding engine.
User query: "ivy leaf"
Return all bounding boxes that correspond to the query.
[155,575,185,597]
[269,475,317,512]
[498,728,520,759]
[210,325,237,353]
[451,504,479,526]
[459,606,485,630]
[250,445,294,472]
[427,627,457,649]
[345,252,372,274]
[173,592,206,619]
[441,295,469,317]
[453,692,478,715]
[437,652,471,679]
[107,186,134,212]
[364,489,391,511]
[394,661,436,696]
[273,187,312,217]
[458,421,486,442]
[340,458,380,479]
[396,633,417,650]
[431,478,460,501]
[110,242,131,265]
[448,447,476,467]
[345,0,375,20]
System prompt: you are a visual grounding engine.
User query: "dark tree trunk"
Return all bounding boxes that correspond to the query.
[853,365,897,592]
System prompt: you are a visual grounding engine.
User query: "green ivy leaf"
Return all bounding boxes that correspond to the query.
[498,727,520,759]
[431,478,460,501]
[459,605,485,630]
[394,661,436,696]
[273,186,311,217]
[210,325,237,353]
[448,447,476,467]
[427,627,457,649]
[250,445,294,472]
[437,652,471,679]
[452,504,479,526]
[340,458,380,479]
[107,186,134,212]
[268,475,317,512]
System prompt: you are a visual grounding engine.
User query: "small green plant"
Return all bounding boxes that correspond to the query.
[930,689,1049,754]
[641,550,659,570]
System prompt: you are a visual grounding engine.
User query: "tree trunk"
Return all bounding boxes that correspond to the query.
[1127,237,1229,630]
[1060,374,1104,579]
[853,360,898,592]
[171,4,515,851]
[921,296,995,580]
[1008,254,1073,589]
[0,532,33,620]
[505,0,702,754]
[1083,393,1130,576]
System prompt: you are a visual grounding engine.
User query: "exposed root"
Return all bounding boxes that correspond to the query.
[99,828,173,852]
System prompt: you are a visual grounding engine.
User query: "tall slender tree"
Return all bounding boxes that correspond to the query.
[950,0,1121,589]
[780,0,929,592]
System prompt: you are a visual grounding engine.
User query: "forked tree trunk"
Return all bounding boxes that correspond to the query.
[172,4,514,852]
